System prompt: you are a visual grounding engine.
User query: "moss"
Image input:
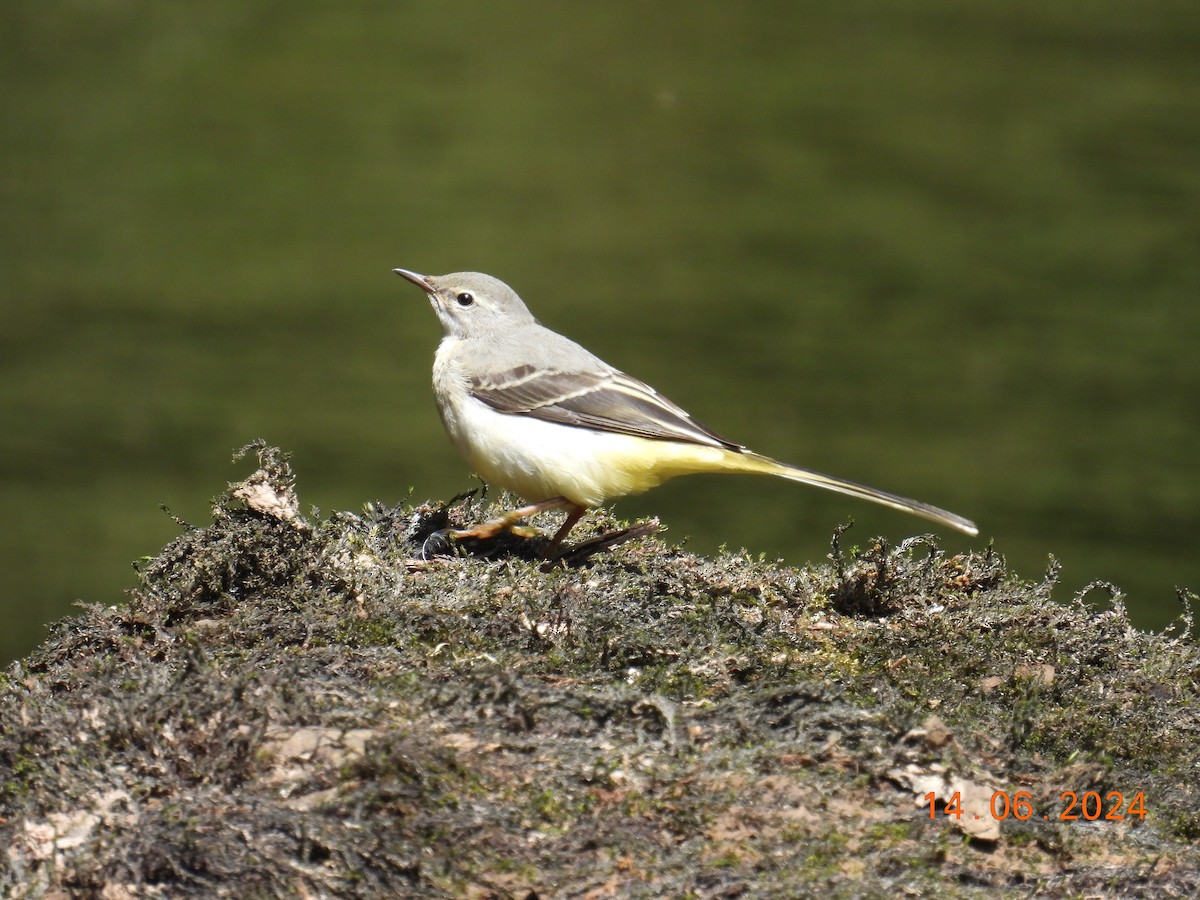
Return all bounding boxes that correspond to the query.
[1,444,1199,896]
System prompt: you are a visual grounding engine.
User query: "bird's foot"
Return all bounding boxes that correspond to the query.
[420,519,547,560]
[419,500,656,566]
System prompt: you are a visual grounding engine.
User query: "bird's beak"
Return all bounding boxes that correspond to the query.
[393,268,435,294]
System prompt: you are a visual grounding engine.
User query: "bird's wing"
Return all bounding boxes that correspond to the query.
[469,364,742,450]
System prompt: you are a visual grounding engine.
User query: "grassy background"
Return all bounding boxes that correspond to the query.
[2,1,1197,665]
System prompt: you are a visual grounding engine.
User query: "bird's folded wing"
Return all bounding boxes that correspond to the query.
[469,365,741,450]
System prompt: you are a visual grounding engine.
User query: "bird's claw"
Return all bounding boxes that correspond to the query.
[420,528,463,559]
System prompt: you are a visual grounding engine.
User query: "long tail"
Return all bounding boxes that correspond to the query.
[736,450,978,536]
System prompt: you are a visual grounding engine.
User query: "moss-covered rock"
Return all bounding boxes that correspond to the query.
[2,444,1198,897]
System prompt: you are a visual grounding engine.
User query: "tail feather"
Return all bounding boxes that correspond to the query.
[737,451,978,536]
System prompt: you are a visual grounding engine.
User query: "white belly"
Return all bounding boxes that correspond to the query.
[438,392,651,505]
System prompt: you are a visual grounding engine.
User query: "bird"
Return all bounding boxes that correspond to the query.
[395,268,977,557]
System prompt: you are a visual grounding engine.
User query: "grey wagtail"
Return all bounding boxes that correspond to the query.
[395,268,978,556]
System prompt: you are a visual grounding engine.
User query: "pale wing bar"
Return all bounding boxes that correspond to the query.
[470,366,741,450]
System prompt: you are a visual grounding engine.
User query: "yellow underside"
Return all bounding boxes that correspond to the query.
[577,438,774,504]
[450,405,780,508]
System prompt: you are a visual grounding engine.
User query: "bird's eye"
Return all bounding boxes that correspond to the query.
[455,292,475,307]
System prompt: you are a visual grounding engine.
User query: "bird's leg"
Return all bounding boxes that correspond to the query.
[450,497,579,542]
[443,498,591,561]
[541,504,587,559]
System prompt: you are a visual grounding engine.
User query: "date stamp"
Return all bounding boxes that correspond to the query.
[925,790,1147,822]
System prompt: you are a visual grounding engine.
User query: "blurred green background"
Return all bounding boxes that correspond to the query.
[2,2,1197,666]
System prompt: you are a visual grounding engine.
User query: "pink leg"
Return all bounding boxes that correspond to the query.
[542,504,588,558]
